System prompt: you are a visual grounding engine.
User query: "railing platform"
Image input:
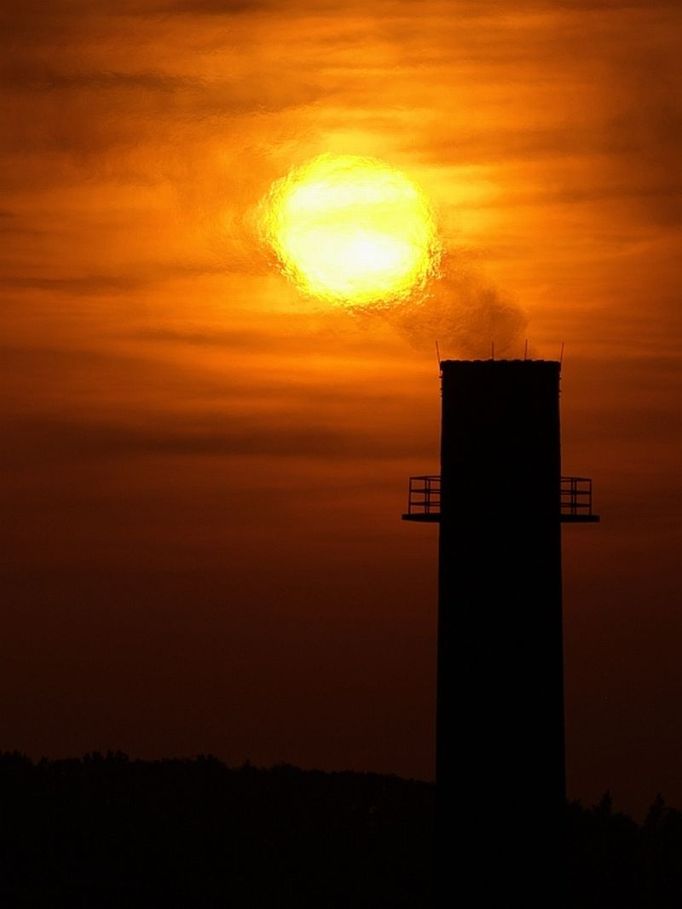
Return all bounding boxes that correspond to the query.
[402,474,599,523]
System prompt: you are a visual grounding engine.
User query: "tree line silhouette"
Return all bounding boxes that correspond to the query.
[0,751,680,907]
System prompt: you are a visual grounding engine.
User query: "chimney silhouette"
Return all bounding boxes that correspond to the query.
[403,359,598,906]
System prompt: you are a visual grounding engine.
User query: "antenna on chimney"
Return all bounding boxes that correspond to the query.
[435,340,441,373]
[560,341,565,365]
[524,339,529,360]
[491,341,495,360]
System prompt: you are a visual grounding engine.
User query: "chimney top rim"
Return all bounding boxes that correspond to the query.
[440,358,560,367]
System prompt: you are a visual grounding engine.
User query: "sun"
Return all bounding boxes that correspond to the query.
[261,154,440,307]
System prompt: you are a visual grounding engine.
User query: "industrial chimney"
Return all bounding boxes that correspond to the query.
[403,359,598,906]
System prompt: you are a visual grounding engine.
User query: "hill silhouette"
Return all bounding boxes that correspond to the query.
[0,752,680,907]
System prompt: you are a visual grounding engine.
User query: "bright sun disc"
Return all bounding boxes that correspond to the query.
[262,154,440,306]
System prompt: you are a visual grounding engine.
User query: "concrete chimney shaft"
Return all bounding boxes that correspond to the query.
[438,360,565,904]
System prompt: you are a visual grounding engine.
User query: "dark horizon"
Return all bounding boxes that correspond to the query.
[6,750,682,907]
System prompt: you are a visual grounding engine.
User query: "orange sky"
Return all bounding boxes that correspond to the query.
[1,0,681,815]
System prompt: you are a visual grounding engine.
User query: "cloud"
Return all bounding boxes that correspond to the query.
[603,52,682,226]
[127,324,371,354]
[157,0,272,12]
[1,412,434,466]
[2,275,146,295]
[0,62,195,94]
[0,262,245,296]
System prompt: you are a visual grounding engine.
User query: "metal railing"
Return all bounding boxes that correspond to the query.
[560,476,593,518]
[403,474,597,522]
[405,475,441,518]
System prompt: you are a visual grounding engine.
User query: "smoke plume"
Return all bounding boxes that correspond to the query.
[359,255,528,358]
